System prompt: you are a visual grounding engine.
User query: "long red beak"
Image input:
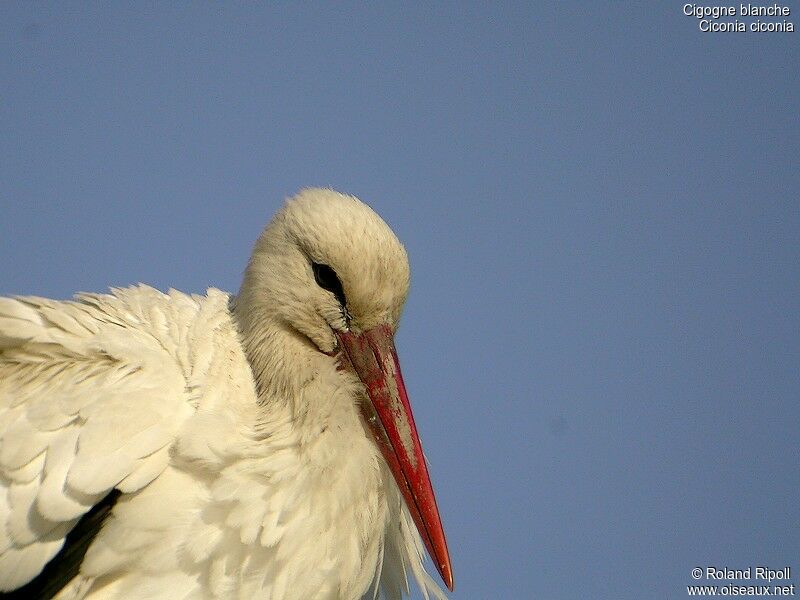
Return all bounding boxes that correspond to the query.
[337,324,454,592]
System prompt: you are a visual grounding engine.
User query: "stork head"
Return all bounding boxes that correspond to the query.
[239,188,410,353]
[236,188,453,591]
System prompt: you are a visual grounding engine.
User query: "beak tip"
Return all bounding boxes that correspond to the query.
[445,574,455,592]
[439,558,454,591]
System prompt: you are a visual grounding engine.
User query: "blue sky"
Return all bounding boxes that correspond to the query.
[1,4,798,599]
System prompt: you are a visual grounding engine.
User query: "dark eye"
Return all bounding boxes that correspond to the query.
[312,262,347,307]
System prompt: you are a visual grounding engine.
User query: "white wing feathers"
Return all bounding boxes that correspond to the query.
[0,285,227,591]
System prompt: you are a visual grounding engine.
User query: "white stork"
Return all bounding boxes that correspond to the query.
[0,189,453,599]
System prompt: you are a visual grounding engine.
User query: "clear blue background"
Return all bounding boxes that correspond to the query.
[2,4,798,599]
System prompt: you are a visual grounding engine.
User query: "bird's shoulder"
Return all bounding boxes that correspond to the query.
[0,284,246,592]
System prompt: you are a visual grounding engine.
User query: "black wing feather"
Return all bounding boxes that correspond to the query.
[0,490,120,600]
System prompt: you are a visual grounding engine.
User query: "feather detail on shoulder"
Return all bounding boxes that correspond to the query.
[0,286,229,591]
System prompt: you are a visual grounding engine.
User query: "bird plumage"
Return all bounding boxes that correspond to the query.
[0,189,447,600]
